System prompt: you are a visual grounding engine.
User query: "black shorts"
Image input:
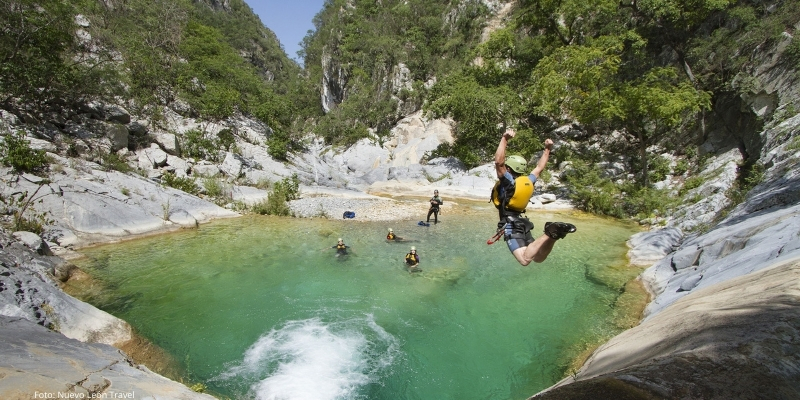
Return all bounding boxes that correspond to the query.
[499,216,534,252]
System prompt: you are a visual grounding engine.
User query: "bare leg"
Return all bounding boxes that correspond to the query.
[511,235,557,266]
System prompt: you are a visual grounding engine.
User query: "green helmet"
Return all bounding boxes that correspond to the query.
[505,155,527,174]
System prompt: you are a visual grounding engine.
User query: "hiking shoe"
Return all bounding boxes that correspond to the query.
[544,222,576,240]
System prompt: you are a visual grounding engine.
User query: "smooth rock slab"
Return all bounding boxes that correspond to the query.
[534,256,800,399]
[0,316,214,400]
[626,228,682,266]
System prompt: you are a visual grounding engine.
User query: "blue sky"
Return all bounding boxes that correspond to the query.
[246,0,327,64]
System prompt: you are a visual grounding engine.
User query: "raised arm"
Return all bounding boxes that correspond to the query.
[531,139,554,178]
[494,129,516,178]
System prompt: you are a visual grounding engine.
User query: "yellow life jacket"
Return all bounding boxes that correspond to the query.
[337,243,346,250]
[491,175,534,213]
[387,233,395,240]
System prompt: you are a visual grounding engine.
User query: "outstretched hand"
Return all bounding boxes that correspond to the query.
[544,138,554,150]
[503,128,516,140]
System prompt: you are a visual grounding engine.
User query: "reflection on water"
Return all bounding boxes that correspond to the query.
[71,205,642,400]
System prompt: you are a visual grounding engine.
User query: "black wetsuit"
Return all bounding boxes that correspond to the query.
[427,195,443,223]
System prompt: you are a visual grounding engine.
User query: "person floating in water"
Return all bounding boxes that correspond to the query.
[387,228,417,242]
[404,246,420,271]
[331,238,350,256]
[427,190,443,224]
[491,128,576,266]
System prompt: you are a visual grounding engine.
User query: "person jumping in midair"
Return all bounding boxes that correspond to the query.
[491,128,576,265]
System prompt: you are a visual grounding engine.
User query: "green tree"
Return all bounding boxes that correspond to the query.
[425,71,524,167]
[0,130,48,172]
[0,0,115,110]
[529,35,710,186]
[303,0,489,151]
[82,0,190,116]
[616,68,710,186]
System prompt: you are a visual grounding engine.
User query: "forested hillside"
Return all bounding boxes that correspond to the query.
[2,0,799,222]
[301,0,489,146]
[421,0,800,219]
[1,0,310,159]
[300,0,799,220]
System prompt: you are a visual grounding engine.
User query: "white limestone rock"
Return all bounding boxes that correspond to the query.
[0,316,214,399]
[192,163,220,177]
[11,232,52,256]
[626,228,683,266]
[154,131,180,154]
[231,185,269,206]
[220,152,243,178]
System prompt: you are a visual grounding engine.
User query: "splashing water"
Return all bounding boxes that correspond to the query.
[216,316,398,400]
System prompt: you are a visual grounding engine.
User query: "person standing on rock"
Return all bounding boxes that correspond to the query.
[426,190,443,224]
[491,128,576,266]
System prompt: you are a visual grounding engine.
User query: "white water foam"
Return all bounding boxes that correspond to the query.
[217,315,399,400]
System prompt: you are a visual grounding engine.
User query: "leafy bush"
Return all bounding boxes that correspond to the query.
[252,175,299,216]
[621,186,677,220]
[673,159,689,176]
[564,161,677,219]
[266,131,291,161]
[679,175,705,196]
[202,177,227,199]
[0,186,54,235]
[562,161,626,218]
[161,172,199,195]
[273,174,300,201]
[181,129,220,161]
[648,154,672,183]
[216,129,236,152]
[0,131,49,173]
[727,161,765,205]
[101,152,133,173]
[787,136,800,152]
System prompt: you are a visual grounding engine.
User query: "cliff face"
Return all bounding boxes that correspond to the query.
[533,257,800,399]
[531,34,800,400]
[0,230,213,399]
[533,135,800,398]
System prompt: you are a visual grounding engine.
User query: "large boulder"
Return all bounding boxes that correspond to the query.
[0,230,131,346]
[104,105,131,124]
[0,316,214,399]
[626,228,682,266]
[1,157,238,245]
[153,131,180,154]
[534,257,800,400]
[137,144,168,170]
[11,232,52,256]
[231,185,269,206]
[105,123,128,152]
[219,152,243,178]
